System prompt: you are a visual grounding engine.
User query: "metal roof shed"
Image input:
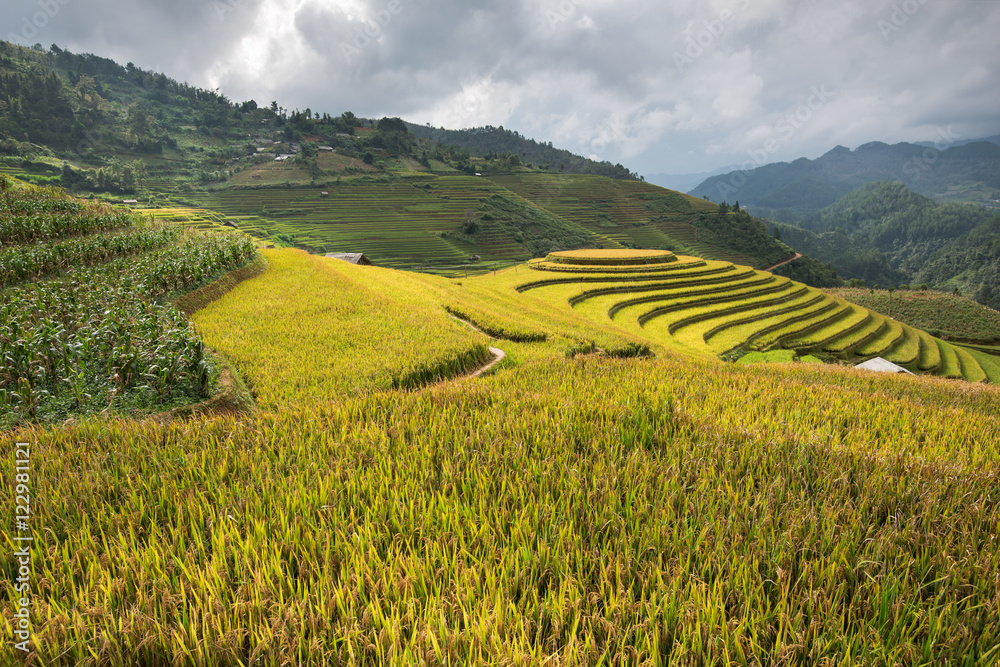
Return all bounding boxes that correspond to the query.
[855,357,914,375]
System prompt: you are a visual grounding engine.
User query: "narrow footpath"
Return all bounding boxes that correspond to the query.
[450,314,507,379]
[762,253,803,272]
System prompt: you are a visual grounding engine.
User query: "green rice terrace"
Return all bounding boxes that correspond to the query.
[509,249,999,383]
[138,172,793,272]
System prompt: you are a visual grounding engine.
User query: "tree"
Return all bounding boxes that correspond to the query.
[377,117,408,134]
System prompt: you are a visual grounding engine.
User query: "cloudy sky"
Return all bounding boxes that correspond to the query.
[5,0,1000,177]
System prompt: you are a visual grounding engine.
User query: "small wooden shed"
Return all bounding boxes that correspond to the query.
[325,252,373,266]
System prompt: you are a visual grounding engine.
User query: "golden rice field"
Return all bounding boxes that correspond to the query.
[3,246,1000,665]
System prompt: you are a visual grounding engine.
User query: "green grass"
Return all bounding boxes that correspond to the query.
[5,236,1000,664]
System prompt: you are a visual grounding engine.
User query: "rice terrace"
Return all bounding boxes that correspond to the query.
[1,31,1000,667]
[3,172,1000,665]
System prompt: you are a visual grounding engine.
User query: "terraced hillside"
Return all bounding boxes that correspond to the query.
[492,173,786,267]
[138,171,796,271]
[150,176,618,268]
[503,249,996,383]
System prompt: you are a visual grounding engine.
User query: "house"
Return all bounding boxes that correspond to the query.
[318,146,335,152]
[320,192,329,197]
[855,357,914,375]
[325,252,373,266]
[122,199,138,205]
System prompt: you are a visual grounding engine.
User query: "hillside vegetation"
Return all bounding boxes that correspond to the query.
[772,182,1000,309]
[4,244,1000,665]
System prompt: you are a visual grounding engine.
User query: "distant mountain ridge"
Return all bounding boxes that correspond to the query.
[689,139,1000,220]
[915,135,1000,149]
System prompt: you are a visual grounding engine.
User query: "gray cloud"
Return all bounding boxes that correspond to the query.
[4,0,998,175]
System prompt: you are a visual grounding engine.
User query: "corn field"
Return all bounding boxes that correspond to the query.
[0,183,258,426]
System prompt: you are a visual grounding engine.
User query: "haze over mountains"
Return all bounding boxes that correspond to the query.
[688,138,1000,220]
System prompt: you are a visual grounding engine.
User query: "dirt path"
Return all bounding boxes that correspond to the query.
[467,347,507,379]
[762,253,803,272]
[449,315,508,379]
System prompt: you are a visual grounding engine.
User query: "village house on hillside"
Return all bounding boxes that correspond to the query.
[325,253,373,266]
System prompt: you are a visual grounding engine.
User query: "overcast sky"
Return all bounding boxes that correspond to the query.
[5,0,1000,176]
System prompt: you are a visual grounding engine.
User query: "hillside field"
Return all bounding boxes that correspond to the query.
[4,235,1000,665]
[137,172,799,275]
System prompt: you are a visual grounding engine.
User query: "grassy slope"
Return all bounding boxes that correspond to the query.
[5,249,1000,664]
[191,249,491,406]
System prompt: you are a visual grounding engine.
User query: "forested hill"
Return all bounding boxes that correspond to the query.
[771,181,1000,309]
[689,140,1000,219]
[0,40,240,152]
[407,124,639,180]
[0,39,639,186]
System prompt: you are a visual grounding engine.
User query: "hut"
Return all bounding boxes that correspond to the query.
[325,252,373,266]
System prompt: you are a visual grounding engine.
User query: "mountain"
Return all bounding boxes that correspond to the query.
[689,140,1000,220]
[644,166,737,193]
[915,134,1000,149]
[771,181,1000,309]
